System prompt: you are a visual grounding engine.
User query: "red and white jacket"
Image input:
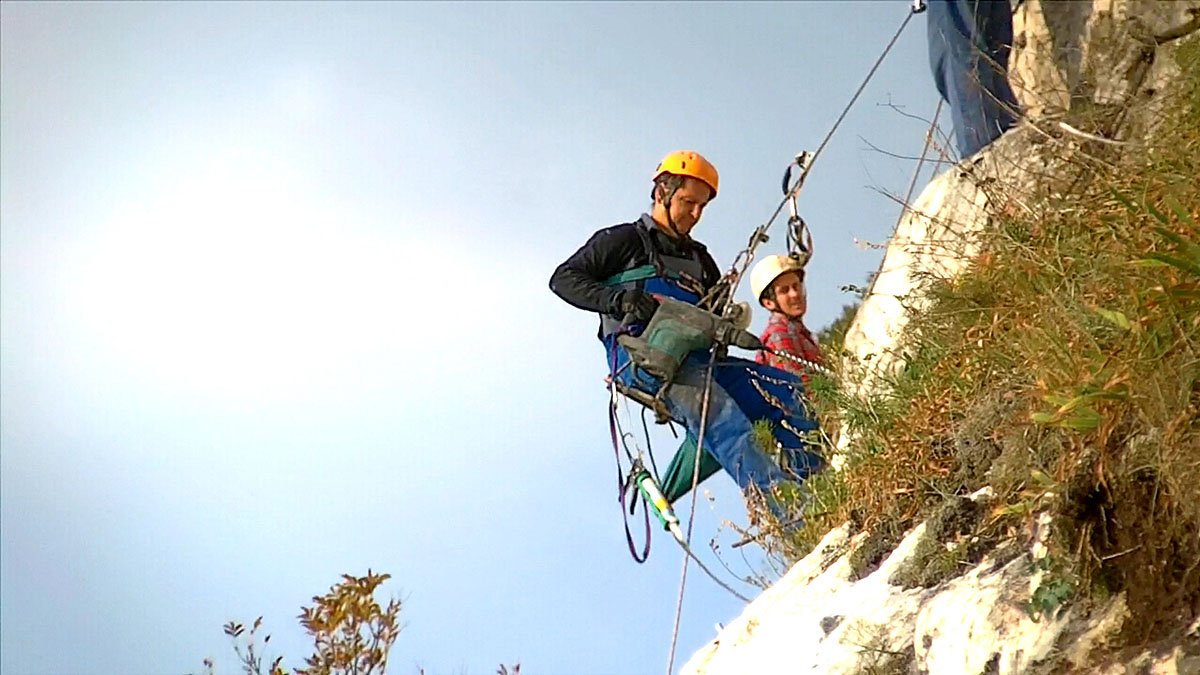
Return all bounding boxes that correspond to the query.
[756,312,823,383]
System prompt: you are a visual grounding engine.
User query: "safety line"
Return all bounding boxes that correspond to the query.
[674,535,751,604]
[855,98,943,310]
[758,9,919,254]
[665,348,719,675]
[896,98,944,233]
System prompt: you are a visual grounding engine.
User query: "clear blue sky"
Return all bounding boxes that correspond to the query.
[0,3,942,674]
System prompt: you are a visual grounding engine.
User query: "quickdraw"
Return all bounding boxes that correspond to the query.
[782,151,816,269]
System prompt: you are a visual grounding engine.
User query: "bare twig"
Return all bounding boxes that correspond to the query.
[1058,121,1130,146]
[877,97,935,127]
[1100,544,1142,561]
[859,136,945,163]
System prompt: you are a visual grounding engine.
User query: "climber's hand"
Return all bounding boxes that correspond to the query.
[619,289,660,323]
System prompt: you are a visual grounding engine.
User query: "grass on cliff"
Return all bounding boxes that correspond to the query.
[750,37,1200,650]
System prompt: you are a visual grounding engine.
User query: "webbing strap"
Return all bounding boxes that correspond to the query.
[609,338,651,563]
[602,264,662,287]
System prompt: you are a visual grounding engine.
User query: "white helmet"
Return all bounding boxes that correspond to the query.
[750,254,805,304]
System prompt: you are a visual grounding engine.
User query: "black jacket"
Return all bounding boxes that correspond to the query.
[549,216,722,319]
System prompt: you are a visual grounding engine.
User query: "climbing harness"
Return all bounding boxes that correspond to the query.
[608,298,787,602]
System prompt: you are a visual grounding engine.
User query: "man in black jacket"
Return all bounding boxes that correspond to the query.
[549,150,824,515]
[549,151,722,334]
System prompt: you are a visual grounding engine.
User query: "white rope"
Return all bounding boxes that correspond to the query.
[665,349,719,675]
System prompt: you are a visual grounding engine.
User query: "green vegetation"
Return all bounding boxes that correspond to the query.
[754,34,1200,654]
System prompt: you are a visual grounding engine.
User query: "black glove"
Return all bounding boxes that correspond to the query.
[618,289,660,323]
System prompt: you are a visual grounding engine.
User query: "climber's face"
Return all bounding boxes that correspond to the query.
[766,271,807,318]
[653,176,712,237]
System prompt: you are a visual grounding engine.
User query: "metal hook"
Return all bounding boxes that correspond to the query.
[780,152,815,265]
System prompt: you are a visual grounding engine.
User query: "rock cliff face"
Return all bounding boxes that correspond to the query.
[682,2,1200,673]
[684,506,1199,674]
[842,0,1200,401]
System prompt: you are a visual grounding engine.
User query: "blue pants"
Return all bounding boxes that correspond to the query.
[928,0,1021,158]
[605,337,824,496]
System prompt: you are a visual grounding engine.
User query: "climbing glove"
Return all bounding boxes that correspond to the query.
[619,289,660,323]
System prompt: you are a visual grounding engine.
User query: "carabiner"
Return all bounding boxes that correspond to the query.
[781,152,815,266]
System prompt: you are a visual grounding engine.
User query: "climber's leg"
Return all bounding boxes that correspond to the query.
[711,358,825,482]
[662,354,794,494]
[927,0,1020,158]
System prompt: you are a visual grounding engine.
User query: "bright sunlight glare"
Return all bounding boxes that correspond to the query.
[63,147,493,404]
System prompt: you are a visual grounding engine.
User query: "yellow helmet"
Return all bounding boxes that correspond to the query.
[653,150,719,199]
[750,254,805,303]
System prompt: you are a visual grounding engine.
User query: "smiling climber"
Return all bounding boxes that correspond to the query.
[750,254,824,385]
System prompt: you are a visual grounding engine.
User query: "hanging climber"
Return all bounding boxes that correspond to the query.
[548,150,825,516]
[750,254,824,384]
